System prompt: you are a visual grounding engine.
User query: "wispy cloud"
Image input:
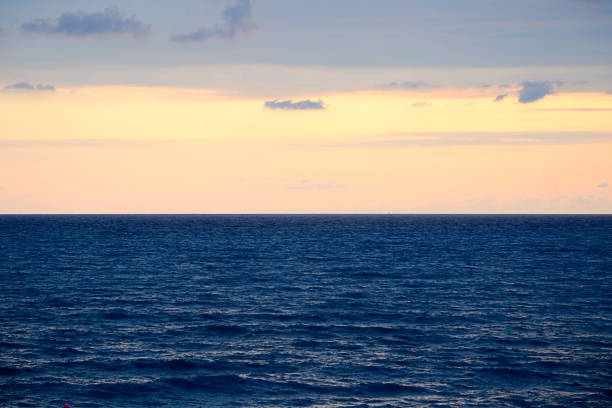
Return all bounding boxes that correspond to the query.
[518,81,559,103]
[4,82,55,91]
[493,93,508,102]
[324,132,612,148]
[0,139,172,148]
[378,81,428,90]
[532,108,612,112]
[21,7,149,37]
[597,182,608,188]
[171,0,255,42]
[411,101,430,107]
[265,99,325,110]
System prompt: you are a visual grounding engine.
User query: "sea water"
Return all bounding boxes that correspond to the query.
[1,215,610,407]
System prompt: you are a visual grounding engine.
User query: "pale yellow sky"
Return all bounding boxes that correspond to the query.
[1,86,611,213]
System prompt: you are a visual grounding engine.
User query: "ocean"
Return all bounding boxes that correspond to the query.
[1,215,610,407]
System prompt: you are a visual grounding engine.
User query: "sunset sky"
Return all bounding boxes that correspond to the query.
[1,0,611,213]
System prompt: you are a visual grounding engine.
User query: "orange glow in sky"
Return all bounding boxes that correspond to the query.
[1,86,610,213]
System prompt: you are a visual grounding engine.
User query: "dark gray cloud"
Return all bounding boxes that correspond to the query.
[171,0,255,42]
[493,93,508,102]
[4,82,55,91]
[597,182,608,188]
[518,81,558,103]
[412,101,430,107]
[21,7,149,37]
[265,99,325,110]
[379,81,427,90]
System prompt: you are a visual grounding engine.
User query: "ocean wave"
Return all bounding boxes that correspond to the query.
[0,366,22,376]
[202,324,249,335]
[2,215,610,407]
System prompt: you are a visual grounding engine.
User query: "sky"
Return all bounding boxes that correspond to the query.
[0,0,611,213]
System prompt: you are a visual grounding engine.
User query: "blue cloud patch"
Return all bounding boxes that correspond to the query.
[518,81,556,103]
[21,7,149,37]
[265,99,325,110]
[4,82,55,91]
[171,0,255,42]
[493,93,508,102]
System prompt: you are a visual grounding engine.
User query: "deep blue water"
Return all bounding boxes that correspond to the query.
[1,215,611,407]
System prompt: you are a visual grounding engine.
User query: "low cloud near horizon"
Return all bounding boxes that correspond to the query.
[597,182,608,188]
[265,99,325,110]
[171,0,255,42]
[325,132,612,148]
[4,82,55,91]
[21,7,149,38]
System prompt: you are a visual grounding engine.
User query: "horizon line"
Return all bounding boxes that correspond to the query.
[1,213,610,216]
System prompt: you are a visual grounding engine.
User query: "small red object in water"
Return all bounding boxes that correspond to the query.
[64,404,70,408]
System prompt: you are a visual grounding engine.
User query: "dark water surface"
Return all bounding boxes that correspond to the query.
[1,215,611,407]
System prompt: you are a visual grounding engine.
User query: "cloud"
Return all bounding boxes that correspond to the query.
[265,99,325,110]
[411,101,430,107]
[21,7,149,37]
[597,182,608,188]
[493,93,508,102]
[532,108,612,112]
[316,183,346,189]
[518,81,558,103]
[379,81,427,90]
[4,82,55,91]
[0,139,172,148]
[171,0,255,42]
[323,132,612,148]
